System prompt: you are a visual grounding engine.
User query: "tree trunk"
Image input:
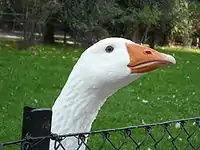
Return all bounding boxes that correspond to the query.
[131,28,141,43]
[162,33,169,46]
[63,30,67,44]
[141,25,149,43]
[148,30,155,49]
[43,20,54,44]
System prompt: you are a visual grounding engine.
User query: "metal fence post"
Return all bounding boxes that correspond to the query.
[21,106,52,150]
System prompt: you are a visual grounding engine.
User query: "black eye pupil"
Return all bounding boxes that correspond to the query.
[105,46,114,53]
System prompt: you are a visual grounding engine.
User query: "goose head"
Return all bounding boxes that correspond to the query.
[71,37,176,98]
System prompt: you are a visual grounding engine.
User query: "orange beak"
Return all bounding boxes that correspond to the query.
[126,43,176,73]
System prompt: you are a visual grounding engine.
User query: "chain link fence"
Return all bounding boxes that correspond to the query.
[1,117,200,150]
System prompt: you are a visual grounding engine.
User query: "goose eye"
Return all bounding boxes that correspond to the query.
[105,46,114,53]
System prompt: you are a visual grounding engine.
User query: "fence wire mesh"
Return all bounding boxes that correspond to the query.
[1,117,200,150]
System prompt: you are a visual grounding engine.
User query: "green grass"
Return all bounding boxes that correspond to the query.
[0,41,200,149]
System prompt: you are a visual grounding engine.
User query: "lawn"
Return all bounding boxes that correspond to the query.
[0,41,200,149]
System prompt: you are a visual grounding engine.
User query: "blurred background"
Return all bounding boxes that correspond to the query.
[0,0,199,49]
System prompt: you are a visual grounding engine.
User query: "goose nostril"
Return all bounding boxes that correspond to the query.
[144,50,153,55]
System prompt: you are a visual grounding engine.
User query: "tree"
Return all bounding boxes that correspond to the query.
[114,0,161,48]
[170,0,200,47]
[58,0,121,46]
[42,1,62,43]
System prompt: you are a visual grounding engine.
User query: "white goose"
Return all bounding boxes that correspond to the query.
[50,37,176,150]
